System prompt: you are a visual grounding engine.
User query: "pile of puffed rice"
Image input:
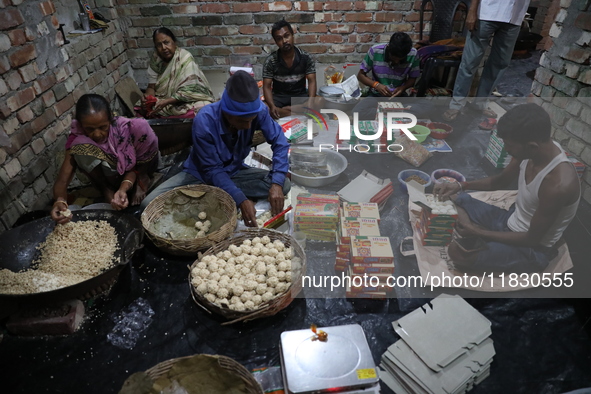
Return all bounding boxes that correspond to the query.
[0,220,119,294]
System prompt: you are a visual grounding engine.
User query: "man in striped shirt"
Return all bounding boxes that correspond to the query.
[353,33,421,119]
[263,20,317,119]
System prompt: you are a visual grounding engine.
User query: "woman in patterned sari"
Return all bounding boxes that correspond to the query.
[141,27,215,118]
[51,94,159,224]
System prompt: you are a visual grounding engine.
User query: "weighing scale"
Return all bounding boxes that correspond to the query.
[279,324,381,394]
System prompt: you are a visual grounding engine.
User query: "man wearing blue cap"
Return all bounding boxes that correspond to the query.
[142,71,290,227]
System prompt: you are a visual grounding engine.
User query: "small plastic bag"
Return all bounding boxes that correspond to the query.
[324,65,344,85]
[395,135,432,167]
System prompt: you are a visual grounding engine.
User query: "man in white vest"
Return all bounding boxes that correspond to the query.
[435,104,580,273]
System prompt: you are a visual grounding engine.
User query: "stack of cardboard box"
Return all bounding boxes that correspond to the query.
[380,294,495,394]
[485,129,511,168]
[333,202,395,298]
[293,194,340,241]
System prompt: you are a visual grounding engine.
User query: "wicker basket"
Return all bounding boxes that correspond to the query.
[144,354,263,394]
[141,185,237,256]
[189,228,306,325]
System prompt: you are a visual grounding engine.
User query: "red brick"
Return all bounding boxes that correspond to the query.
[299,44,328,54]
[383,0,414,11]
[195,36,222,45]
[24,26,36,41]
[6,87,35,111]
[8,44,36,68]
[314,13,342,22]
[405,11,427,22]
[328,23,355,33]
[296,34,318,44]
[53,95,75,117]
[376,13,404,22]
[348,33,373,43]
[171,5,199,13]
[39,0,56,16]
[201,3,230,13]
[357,23,386,33]
[41,90,56,107]
[320,34,344,44]
[51,15,59,29]
[210,26,239,35]
[253,37,271,45]
[234,2,262,12]
[17,106,34,123]
[298,24,327,33]
[233,46,263,55]
[6,71,22,90]
[344,12,373,22]
[354,1,382,10]
[127,39,138,48]
[239,25,268,34]
[17,63,37,83]
[32,109,56,134]
[8,29,26,46]
[575,12,591,32]
[0,56,9,74]
[0,9,24,30]
[324,1,353,10]
[328,44,356,53]
[294,1,323,11]
[264,1,292,11]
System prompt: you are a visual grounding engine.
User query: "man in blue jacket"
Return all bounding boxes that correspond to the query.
[142,71,290,227]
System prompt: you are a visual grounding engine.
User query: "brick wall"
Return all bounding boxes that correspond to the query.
[531,0,591,204]
[120,0,443,87]
[533,0,562,50]
[0,0,131,231]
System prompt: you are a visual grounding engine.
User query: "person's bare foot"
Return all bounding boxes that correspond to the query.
[131,174,151,206]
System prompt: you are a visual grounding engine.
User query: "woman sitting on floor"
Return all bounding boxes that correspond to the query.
[51,94,159,224]
[140,27,215,118]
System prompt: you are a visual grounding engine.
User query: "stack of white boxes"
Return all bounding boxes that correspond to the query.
[380,294,495,394]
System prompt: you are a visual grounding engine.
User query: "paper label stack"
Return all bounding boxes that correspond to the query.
[333,201,395,298]
[293,193,339,241]
[485,129,511,168]
[380,294,495,394]
[414,195,458,247]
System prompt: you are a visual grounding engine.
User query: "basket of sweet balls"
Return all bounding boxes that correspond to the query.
[141,185,237,256]
[189,228,306,324]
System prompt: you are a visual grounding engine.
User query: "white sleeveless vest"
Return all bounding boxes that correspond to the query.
[506,142,580,248]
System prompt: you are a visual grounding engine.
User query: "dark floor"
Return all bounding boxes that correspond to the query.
[1,52,591,393]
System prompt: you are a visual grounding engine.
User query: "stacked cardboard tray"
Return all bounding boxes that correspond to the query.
[380,294,495,394]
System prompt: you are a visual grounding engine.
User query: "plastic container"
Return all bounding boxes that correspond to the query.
[428,122,453,139]
[408,125,431,143]
[397,169,432,193]
[431,169,466,185]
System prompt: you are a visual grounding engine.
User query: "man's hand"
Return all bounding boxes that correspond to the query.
[466,11,478,31]
[111,190,129,210]
[455,215,480,238]
[268,184,285,216]
[268,104,281,120]
[376,83,393,97]
[392,86,406,97]
[433,182,462,201]
[50,202,72,225]
[240,200,258,227]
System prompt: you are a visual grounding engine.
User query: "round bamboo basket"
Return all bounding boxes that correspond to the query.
[189,228,306,325]
[141,185,237,256]
[144,354,263,394]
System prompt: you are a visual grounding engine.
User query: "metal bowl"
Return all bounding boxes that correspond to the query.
[319,85,345,99]
[289,148,348,187]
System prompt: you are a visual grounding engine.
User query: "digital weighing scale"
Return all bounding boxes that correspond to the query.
[279,324,381,394]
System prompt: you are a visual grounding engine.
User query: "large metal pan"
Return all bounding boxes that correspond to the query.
[0,210,143,306]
